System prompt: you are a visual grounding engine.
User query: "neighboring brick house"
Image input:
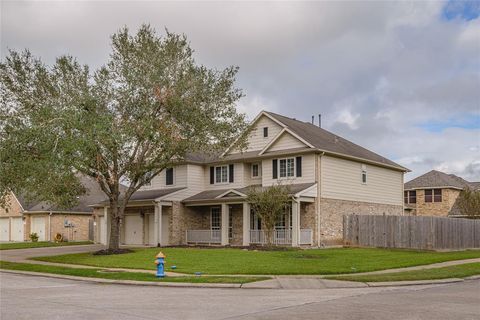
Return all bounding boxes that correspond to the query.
[404,170,479,216]
[0,176,104,242]
[94,111,408,247]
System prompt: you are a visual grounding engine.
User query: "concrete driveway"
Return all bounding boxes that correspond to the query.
[0,244,104,262]
[1,273,479,320]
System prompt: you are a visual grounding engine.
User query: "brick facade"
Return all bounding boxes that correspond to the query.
[319,197,403,245]
[406,188,461,216]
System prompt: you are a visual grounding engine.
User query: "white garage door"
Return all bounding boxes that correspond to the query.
[10,217,24,242]
[31,216,46,241]
[0,218,10,241]
[124,215,143,245]
[98,216,105,244]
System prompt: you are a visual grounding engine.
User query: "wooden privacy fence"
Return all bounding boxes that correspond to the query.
[343,215,480,250]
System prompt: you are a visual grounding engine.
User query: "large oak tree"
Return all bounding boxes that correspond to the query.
[0,25,247,250]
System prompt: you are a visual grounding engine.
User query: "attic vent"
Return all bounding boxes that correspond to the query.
[334,136,339,143]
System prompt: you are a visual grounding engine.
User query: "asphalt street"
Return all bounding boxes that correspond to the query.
[1,272,479,320]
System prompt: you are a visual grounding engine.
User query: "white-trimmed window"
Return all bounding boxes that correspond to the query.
[211,207,221,230]
[215,165,228,184]
[361,165,367,184]
[279,158,295,178]
[251,163,261,178]
[144,171,153,186]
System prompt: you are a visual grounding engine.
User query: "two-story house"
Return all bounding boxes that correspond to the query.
[93,111,408,247]
[404,170,479,216]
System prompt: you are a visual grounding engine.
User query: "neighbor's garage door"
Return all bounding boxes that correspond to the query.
[124,215,143,245]
[31,216,46,241]
[10,217,24,241]
[0,218,10,241]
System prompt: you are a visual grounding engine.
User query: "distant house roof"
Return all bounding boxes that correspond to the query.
[183,183,316,204]
[405,170,476,190]
[17,175,109,213]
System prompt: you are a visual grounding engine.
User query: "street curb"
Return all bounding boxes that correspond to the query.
[365,278,465,287]
[0,270,242,288]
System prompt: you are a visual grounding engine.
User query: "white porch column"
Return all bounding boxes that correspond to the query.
[155,202,163,246]
[221,203,229,246]
[103,206,108,245]
[242,202,250,246]
[291,200,300,247]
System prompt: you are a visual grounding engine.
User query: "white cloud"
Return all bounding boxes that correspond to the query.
[1,0,479,180]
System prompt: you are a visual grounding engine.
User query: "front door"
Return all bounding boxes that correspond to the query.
[161,213,170,245]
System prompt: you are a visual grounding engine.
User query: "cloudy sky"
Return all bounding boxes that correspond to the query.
[1,0,479,181]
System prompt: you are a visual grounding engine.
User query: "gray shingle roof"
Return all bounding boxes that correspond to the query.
[129,188,185,201]
[183,183,316,203]
[18,175,109,213]
[265,112,406,170]
[405,170,473,190]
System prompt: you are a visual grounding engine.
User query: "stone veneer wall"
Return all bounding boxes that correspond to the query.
[230,204,243,246]
[319,198,403,245]
[409,188,461,217]
[300,202,317,246]
[170,202,207,245]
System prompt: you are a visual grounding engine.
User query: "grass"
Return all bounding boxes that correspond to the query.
[0,241,93,250]
[326,262,480,282]
[0,261,267,284]
[32,247,480,275]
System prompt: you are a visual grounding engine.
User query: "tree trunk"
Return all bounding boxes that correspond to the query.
[107,199,121,251]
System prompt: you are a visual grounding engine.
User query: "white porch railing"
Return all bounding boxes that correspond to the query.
[249,229,292,245]
[300,229,313,245]
[249,229,313,245]
[186,229,221,244]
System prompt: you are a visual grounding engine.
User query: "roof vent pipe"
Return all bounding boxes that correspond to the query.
[318,114,321,128]
[311,116,314,124]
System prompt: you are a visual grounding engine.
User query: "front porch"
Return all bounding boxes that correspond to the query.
[184,201,314,247]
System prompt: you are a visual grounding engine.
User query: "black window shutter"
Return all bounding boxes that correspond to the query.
[296,157,302,177]
[272,159,278,179]
[229,164,234,183]
[210,167,214,184]
[166,168,174,185]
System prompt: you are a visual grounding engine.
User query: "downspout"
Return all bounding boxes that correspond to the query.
[317,152,325,247]
[48,212,53,242]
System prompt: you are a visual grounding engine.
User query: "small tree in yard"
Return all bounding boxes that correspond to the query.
[246,184,291,246]
[0,25,248,252]
[457,188,480,217]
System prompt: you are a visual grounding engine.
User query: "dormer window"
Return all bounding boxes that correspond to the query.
[263,127,268,137]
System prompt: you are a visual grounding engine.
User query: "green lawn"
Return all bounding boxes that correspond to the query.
[326,262,480,282]
[0,241,93,250]
[32,247,480,275]
[0,261,267,284]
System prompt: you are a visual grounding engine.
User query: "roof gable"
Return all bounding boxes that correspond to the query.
[265,111,407,171]
[224,112,285,156]
[260,130,310,154]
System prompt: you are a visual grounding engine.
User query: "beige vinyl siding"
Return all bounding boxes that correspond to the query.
[264,132,307,153]
[164,164,205,201]
[321,155,403,205]
[140,165,188,190]
[231,115,283,153]
[262,153,316,186]
[204,162,246,190]
[244,163,262,186]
